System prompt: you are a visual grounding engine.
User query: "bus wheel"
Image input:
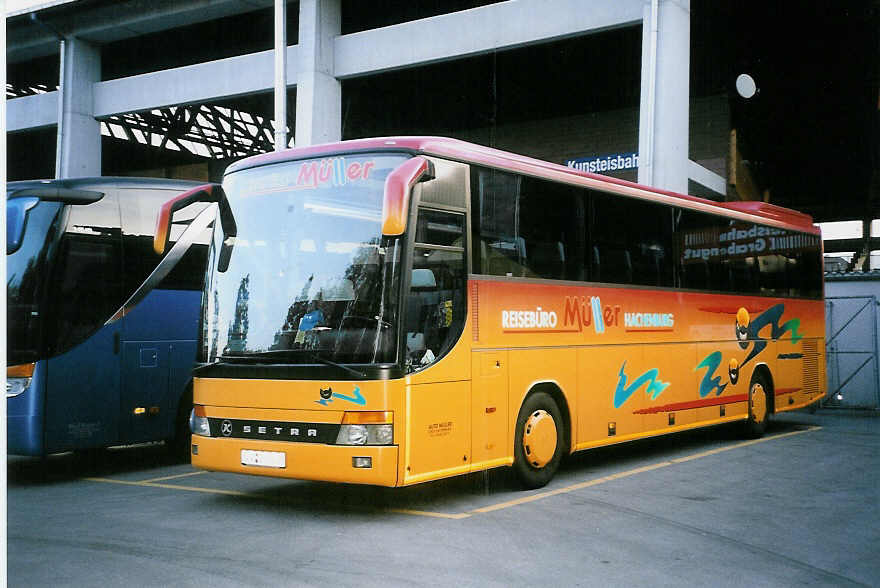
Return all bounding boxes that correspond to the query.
[743,373,770,439]
[513,392,564,489]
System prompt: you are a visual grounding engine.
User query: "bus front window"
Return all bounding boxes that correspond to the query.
[204,154,410,369]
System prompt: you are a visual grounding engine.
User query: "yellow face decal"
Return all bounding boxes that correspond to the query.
[728,357,740,385]
[736,307,750,348]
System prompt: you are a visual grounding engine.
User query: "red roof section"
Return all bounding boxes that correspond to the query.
[225,136,819,234]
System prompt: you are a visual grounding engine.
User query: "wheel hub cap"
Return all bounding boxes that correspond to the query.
[751,383,767,423]
[523,409,557,468]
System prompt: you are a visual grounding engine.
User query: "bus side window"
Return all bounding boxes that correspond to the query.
[471,167,586,281]
[49,192,124,355]
[591,190,673,287]
[594,245,632,284]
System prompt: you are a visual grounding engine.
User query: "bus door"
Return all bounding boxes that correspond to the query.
[403,202,471,481]
[118,190,207,444]
[120,309,174,443]
[44,193,124,452]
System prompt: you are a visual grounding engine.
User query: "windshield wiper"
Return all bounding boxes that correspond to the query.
[218,349,367,378]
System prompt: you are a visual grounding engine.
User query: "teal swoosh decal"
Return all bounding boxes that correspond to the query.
[614,361,670,409]
[315,386,366,406]
[332,386,366,406]
[695,351,727,397]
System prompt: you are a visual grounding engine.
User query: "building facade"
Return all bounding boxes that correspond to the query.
[7,0,731,199]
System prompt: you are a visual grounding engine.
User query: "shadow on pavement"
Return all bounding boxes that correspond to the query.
[7,442,189,487]
[178,419,815,517]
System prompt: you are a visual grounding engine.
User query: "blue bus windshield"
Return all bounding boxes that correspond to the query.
[6,198,65,365]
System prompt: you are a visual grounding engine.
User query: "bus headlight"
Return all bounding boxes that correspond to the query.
[367,424,394,445]
[7,363,35,399]
[335,411,393,445]
[336,424,393,445]
[6,377,31,398]
[337,424,368,445]
[189,406,211,437]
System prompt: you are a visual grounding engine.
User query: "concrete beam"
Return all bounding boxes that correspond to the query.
[93,47,299,117]
[6,1,80,19]
[7,92,58,131]
[688,160,727,196]
[334,0,644,78]
[824,238,880,254]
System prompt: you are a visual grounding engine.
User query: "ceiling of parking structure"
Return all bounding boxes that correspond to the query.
[5,0,280,63]
[99,92,289,179]
[702,0,879,223]
[6,92,287,182]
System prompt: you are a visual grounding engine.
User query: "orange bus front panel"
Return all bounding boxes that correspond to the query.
[192,377,406,486]
[192,436,399,486]
[404,380,472,483]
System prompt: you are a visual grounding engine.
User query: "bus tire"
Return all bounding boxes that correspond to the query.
[513,392,564,489]
[743,372,771,439]
[166,383,193,461]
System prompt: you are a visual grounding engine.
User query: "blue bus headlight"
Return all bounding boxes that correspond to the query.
[189,407,212,437]
[6,377,31,398]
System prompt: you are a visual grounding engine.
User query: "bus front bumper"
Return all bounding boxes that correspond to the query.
[190,436,399,486]
[7,415,44,456]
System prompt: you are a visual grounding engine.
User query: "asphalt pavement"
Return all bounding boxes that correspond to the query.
[7,409,879,587]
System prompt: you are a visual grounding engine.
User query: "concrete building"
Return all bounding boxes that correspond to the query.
[6,1,878,237]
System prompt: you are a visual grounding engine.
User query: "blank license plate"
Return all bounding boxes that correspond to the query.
[241,449,286,468]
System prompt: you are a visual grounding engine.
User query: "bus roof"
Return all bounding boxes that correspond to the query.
[225,136,819,235]
[7,177,204,192]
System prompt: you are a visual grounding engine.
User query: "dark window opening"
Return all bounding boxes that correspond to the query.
[470,165,822,299]
[406,209,467,372]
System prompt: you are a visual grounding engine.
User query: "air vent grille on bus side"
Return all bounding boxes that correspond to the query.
[471,281,480,341]
[802,339,821,395]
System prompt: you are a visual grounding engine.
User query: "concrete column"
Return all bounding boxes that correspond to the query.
[274,0,288,150]
[57,37,101,178]
[638,0,690,194]
[295,0,341,147]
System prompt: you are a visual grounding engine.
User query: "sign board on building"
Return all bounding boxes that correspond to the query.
[566,152,639,174]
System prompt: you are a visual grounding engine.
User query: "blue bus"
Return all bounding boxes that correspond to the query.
[7,177,212,457]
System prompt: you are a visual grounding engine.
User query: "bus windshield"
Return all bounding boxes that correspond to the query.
[204,153,410,367]
[6,197,64,365]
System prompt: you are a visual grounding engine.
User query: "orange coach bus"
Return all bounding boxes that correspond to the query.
[160,137,825,489]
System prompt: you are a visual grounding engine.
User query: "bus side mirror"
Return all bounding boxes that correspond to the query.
[382,156,435,236]
[6,197,39,254]
[156,184,216,255]
[154,183,237,271]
